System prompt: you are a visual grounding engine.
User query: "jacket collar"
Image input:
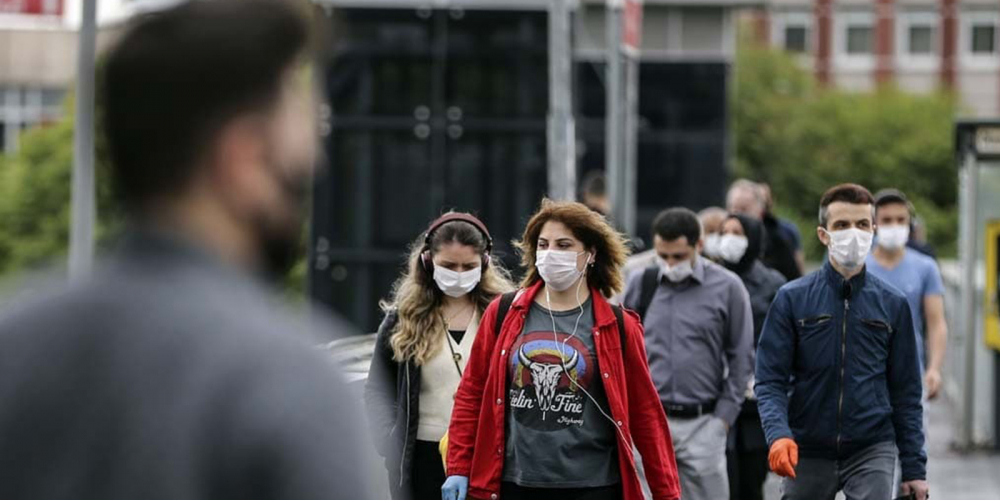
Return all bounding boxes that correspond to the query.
[822,259,867,298]
[511,280,618,328]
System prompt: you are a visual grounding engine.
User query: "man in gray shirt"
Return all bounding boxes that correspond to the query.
[0,2,373,499]
[623,207,754,500]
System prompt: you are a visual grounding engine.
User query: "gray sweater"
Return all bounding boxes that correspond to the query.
[0,230,373,500]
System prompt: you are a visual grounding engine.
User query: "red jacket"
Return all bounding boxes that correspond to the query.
[446,281,681,500]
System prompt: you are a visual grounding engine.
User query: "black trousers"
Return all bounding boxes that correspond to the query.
[726,404,769,500]
[499,482,622,500]
[412,440,446,500]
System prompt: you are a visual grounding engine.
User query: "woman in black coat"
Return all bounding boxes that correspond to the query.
[718,213,787,500]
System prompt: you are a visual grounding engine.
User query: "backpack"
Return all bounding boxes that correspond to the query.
[636,266,660,322]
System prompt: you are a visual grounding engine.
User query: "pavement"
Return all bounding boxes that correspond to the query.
[764,397,1000,500]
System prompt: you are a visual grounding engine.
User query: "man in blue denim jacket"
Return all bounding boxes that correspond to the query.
[755,184,928,500]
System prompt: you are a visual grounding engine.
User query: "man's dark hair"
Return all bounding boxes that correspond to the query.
[873,188,915,215]
[581,170,607,198]
[100,0,313,209]
[818,183,875,227]
[652,208,702,246]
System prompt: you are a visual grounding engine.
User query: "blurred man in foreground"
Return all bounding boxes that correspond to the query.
[0,2,372,499]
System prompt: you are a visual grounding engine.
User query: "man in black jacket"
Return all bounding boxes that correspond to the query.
[0,2,373,499]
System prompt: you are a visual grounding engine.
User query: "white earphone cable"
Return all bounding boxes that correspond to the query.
[543,254,634,454]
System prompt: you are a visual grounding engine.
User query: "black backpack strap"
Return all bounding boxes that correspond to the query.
[611,304,627,353]
[494,291,517,335]
[637,266,660,321]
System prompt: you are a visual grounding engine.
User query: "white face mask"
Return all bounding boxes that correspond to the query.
[659,257,695,283]
[703,233,722,259]
[876,225,910,251]
[718,234,749,264]
[822,227,873,270]
[433,266,482,298]
[536,250,588,292]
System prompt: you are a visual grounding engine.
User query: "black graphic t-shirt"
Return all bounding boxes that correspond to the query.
[502,297,620,488]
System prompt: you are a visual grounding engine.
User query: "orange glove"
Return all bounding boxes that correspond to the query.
[768,438,799,478]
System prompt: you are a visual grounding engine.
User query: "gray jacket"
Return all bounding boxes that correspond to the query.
[0,229,372,500]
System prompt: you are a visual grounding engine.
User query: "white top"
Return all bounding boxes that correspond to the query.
[416,312,479,442]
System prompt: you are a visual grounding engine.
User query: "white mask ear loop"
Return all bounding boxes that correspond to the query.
[543,253,634,457]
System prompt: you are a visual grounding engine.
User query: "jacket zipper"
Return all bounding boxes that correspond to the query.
[401,362,410,487]
[837,298,848,455]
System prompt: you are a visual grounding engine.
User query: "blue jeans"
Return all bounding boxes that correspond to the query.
[781,442,897,500]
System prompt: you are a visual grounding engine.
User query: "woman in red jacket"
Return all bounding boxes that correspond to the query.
[443,199,681,500]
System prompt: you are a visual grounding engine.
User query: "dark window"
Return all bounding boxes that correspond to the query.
[577,62,728,244]
[908,25,934,54]
[846,25,873,54]
[313,9,548,332]
[972,24,996,54]
[784,26,809,53]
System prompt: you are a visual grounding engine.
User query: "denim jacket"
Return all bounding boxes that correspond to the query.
[755,261,926,481]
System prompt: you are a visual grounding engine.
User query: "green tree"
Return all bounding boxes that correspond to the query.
[0,101,306,297]
[0,111,119,277]
[734,43,959,259]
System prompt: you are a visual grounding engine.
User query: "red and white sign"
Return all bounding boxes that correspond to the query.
[623,0,643,52]
[0,0,63,16]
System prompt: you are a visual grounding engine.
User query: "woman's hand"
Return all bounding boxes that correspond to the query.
[441,475,469,500]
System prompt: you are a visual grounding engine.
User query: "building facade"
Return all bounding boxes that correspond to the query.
[0,0,160,153]
[754,0,1000,115]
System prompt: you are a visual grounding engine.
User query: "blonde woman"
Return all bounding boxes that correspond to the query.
[364,213,514,500]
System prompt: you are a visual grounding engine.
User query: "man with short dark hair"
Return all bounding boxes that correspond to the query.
[868,189,947,400]
[0,2,373,499]
[580,170,611,216]
[623,208,753,500]
[756,184,928,500]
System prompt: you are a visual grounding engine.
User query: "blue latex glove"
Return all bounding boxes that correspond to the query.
[441,476,469,500]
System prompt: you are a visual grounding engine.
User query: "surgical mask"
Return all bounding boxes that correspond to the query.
[433,266,482,298]
[876,225,910,251]
[822,228,873,270]
[718,234,749,264]
[660,257,694,283]
[536,250,587,292]
[703,233,722,259]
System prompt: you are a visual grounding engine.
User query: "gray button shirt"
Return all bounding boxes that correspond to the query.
[623,257,754,426]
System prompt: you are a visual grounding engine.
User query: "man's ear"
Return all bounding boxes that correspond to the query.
[213,117,267,192]
[816,226,830,246]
